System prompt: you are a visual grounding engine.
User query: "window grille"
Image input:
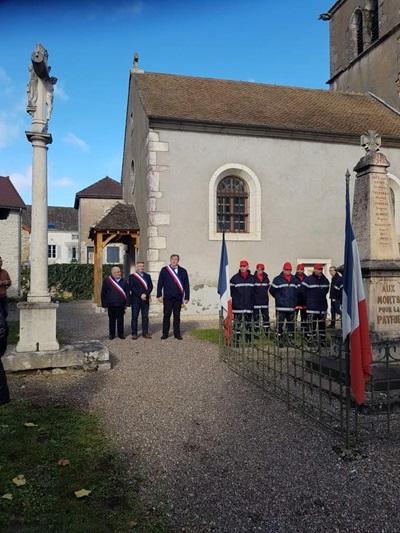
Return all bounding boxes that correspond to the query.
[48,245,56,258]
[217,176,249,233]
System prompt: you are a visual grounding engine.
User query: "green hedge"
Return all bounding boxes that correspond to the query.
[21,264,123,300]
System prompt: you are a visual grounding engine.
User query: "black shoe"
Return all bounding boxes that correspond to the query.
[161,334,168,340]
[0,398,11,406]
[174,334,183,340]
[109,335,115,340]
[118,335,126,339]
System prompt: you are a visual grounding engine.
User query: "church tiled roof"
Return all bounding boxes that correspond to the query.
[132,72,400,141]
[74,176,122,209]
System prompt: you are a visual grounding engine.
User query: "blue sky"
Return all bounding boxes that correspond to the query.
[1,0,333,207]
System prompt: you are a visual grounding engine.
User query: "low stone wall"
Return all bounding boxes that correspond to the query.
[3,340,110,372]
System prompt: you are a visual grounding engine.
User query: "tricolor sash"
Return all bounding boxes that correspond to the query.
[108,276,127,300]
[132,272,149,291]
[166,265,185,301]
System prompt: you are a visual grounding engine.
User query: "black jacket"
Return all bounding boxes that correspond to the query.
[129,272,153,304]
[330,273,343,303]
[101,276,130,307]
[157,265,190,300]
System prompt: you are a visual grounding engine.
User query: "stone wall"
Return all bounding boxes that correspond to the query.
[78,198,123,263]
[123,122,400,315]
[329,0,400,109]
[0,211,21,297]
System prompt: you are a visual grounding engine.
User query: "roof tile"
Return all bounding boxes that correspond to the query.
[0,176,26,209]
[133,73,400,137]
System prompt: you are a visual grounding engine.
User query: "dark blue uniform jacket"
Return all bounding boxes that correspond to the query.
[270,272,300,311]
[230,270,255,313]
[302,274,330,313]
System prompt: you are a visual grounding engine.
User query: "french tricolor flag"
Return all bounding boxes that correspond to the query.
[342,175,372,405]
[217,232,233,343]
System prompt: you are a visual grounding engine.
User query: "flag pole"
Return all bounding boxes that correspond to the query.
[344,169,352,449]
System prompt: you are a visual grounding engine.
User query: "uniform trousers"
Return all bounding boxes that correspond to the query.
[330,300,341,327]
[307,312,326,342]
[277,311,295,337]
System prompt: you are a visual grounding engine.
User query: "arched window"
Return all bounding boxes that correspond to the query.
[355,9,364,55]
[209,163,261,241]
[370,0,379,43]
[217,176,249,233]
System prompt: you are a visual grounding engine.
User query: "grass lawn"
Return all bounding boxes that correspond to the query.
[0,402,168,533]
[190,328,219,344]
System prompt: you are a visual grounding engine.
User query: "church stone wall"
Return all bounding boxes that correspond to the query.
[329,0,400,109]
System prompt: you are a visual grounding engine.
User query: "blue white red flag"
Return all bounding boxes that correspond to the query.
[217,232,233,343]
[342,177,372,405]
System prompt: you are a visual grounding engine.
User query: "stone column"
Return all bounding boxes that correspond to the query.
[352,130,400,345]
[26,131,52,301]
[17,44,59,353]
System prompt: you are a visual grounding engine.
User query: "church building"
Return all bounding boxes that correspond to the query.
[119,0,400,315]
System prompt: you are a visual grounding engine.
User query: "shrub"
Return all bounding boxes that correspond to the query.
[21,264,123,300]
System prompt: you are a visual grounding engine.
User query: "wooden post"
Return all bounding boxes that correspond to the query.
[94,232,103,306]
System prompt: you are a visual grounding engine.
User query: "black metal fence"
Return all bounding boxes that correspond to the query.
[219,316,400,448]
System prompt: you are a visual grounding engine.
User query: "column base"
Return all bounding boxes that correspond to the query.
[16,301,59,353]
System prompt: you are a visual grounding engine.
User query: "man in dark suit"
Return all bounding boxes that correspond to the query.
[101,265,130,340]
[129,261,153,340]
[157,254,190,340]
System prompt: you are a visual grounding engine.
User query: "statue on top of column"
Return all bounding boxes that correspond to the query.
[26,43,57,123]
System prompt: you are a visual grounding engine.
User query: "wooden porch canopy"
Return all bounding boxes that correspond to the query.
[88,202,140,306]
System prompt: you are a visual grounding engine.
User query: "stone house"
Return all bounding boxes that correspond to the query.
[0,176,26,297]
[74,176,125,264]
[326,0,400,111]
[22,206,78,265]
[120,67,400,315]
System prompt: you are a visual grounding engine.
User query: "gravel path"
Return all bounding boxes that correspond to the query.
[6,301,400,532]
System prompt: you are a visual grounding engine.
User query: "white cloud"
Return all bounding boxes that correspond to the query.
[62,132,90,152]
[8,167,32,196]
[0,113,19,148]
[54,84,68,101]
[51,177,76,187]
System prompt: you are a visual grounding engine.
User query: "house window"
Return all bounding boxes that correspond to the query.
[48,245,56,258]
[209,163,261,241]
[217,176,249,233]
[355,9,363,55]
[107,246,120,263]
[370,0,379,43]
[87,246,94,264]
[72,234,78,240]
